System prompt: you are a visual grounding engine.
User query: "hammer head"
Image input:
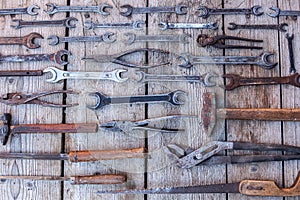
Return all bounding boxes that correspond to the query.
[201,93,216,134]
[0,113,11,145]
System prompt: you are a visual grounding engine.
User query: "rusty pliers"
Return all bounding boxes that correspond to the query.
[0,90,78,108]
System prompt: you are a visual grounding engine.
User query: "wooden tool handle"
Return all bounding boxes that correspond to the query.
[68,147,145,162]
[70,174,126,185]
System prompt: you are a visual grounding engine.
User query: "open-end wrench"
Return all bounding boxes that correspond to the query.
[88,90,186,110]
[12,17,78,29]
[0,5,39,16]
[47,32,116,46]
[267,7,300,18]
[198,5,264,18]
[84,20,145,30]
[223,73,300,90]
[159,22,218,30]
[228,22,288,32]
[136,71,217,87]
[177,52,277,69]
[120,4,188,17]
[0,32,43,49]
[286,34,296,73]
[45,3,113,15]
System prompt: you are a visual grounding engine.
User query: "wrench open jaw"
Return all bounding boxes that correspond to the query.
[50,50,71,65]
[45,3,113,15]
[26,5,40,15]
[23,32,43,49]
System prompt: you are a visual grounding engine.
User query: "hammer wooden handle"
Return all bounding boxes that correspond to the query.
[70,174,126,185]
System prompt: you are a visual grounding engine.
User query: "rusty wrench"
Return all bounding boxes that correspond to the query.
[45,3,113,15]
[0,5,39,16]
[286,34,296,73]
[228,22,288,32]
[11,17,78,29]
[0,33,43,49]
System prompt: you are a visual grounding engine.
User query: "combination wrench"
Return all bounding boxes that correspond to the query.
[0,32,43,49]
[88,90,186,109]
[228,23,288,32]
[267,7,300,18]
[159,22,218,30]
[286,34,296,73]
[84,20,145,30]
[0,5,39,16]
[45,3,113,15]
[124,33,190,45]
[12,17,78,29]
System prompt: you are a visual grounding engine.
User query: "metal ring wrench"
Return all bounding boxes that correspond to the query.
[286,34,296,73]
[267,7,300,18]
[228,22,288,32]
[88,90,186,110]
[159,22,218,30]
[124,33,190,45]
[0,32,43,49]
[11,17,78,29]
[48,32,116,46]
[43,67,128,83]
[45,3,113,15]
[177,52,277,69]
[84,20,145,30]
[198,5,264,18]
[0,5,39,16]
[120,4,188,17]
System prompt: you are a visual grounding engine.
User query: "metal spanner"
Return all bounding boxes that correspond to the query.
[47,32,116,46]
[88,90,186,109]
[228,22,288,32]
[267,7,300,18]
[0,5,39,16]
[198,5,264,18]
[124,33,190,45]
[84,20,145,30]
[177,52,277,69]
[159,22,218,30]
[0,32,43,49]
[12,17,78,29]
[286,34,296,73]
[136,71,217,87]
[120,4,188,17]
[45,3,113,15]
[43,67,127,83]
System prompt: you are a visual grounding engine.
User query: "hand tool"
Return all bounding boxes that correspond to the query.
[47,32,116,46]
[84,20,145,30]
[197,34,263,49]
[159,22,218,30]
[97,172,300,197]
[43,67,128,83]
[124,33,190,45]
[177,52,277,69]
[198,5,264,18]
[120,4,188,17]
[45,3,113,15]
[0,32,43,49]
[228,22,288,32]
[0,113,98,145]
[135,71,217,87]
[267,7,300,18]
[0,174,126,185]
[88,90,186,110]
[11,17,78,29]
[0,50,70,65]
[286,34,296,73]
[83,48,171,69]
[0,5,39,16]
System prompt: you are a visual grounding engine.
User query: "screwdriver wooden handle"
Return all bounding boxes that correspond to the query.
[68,147,145,162]
[70,174,126,185]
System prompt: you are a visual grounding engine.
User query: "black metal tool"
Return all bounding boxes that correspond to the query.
[228,22,288,32]
[267,7,300,19]
[286,34,296,73]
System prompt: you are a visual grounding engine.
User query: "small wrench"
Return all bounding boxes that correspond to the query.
[198,5,264,18]
[12,17,78,29]
[0,32,43,49]
[267,7,300,18]
[88,90,186,109]
[228,22,288,32]
[0,5,39,16]
[43,67,127,83]
[120,4,188,17]
[223,73,300,90]
[45,3,113,15]
[124,32,190,45]
[84,20,145,30]
[47,32,116,46]
[286,34,296,73]
[136,71,217,87]
[159,22,218,30]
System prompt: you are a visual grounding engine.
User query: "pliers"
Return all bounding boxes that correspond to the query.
[165,141,300,169]
[0,90,78,108]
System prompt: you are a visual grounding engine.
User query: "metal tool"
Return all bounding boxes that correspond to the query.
[120,4,188,17]
[197,34,263,49]
[0,5,39,16]
[97,172,300,197]
[267,7,300,18]
[0,32,43,49]
[124,33,190,45]
[228,22,288,32]
[198,5,264,18]
[12,17,78,29]
[84,20,145,30]
[44,67,128,83]
[45,3,113,15]
[88,90,186,110]
[286,34,296,73]
[48,32,116,46]
[177,52,277,69]
[0,50,70,65]
[159,22,218,30]
[136,71,217,87]
[83,48,171,69]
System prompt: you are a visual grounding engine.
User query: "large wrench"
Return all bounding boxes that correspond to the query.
[120,4,188,17]
[0,32,43,49]
[0,5,39,16]
[267,7,300,18]
[12,17,78,29]
[43,67,127,83]
[45,3,113,15]
[159,22,218,30]
[84,20,145,30]
[88,90,186,109]
[124,33,190,45]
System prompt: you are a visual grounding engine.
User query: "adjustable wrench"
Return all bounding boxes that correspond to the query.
[84,20,145,30]
[88,90,186,109]
[286,34,296,73]
[0,5,39,16]
[12,17,78,29]
[45,3,113,15]
[267,7,300,18]
[124,33,190,45]
[0,32,43,49]
[228,23,288,32]
[159,22,218,30]
[120,4,188,17]
[43,67,128,83]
